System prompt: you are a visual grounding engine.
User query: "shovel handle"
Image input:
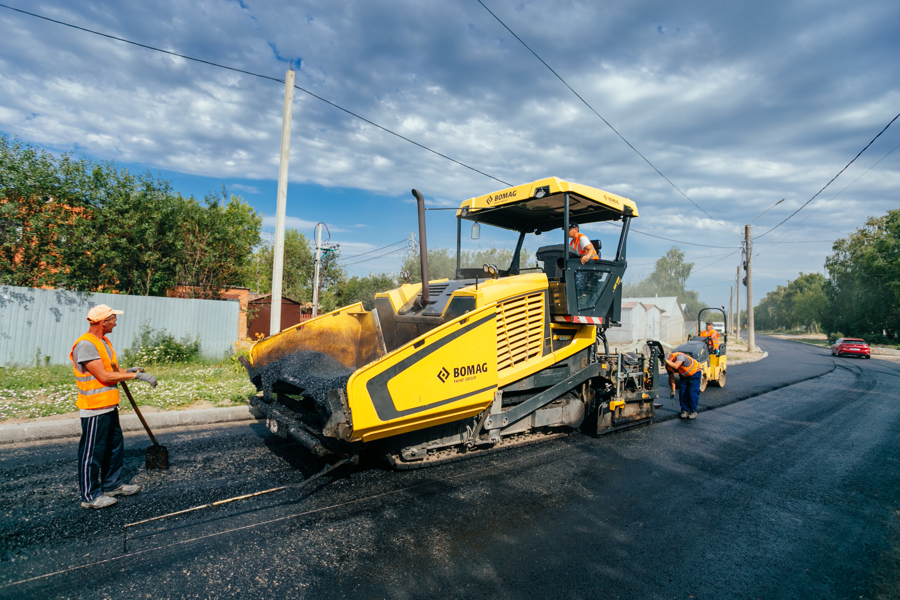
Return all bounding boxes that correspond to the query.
[120,381,159,446]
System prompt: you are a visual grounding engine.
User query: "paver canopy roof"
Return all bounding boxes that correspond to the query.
[456,176,638,233]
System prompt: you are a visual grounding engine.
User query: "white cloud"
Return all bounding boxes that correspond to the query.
[230,183,261,194]
[0,0,897,303]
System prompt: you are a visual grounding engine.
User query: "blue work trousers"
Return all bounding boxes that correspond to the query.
[679,372,702,413]
[78,409,124,502]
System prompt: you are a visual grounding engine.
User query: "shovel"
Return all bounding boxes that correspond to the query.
[121,381,169,470]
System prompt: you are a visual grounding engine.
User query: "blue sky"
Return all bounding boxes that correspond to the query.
[1,0,898,310]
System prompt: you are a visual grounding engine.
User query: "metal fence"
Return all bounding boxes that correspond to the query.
[0,286,240,367]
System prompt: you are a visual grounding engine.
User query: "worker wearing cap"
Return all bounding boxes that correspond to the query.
[665,351,702,419]
[70,304,158,509]
[568,222,599,265]
[699,321,720,355]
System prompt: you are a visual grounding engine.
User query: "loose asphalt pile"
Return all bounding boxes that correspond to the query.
[257,350,354,411]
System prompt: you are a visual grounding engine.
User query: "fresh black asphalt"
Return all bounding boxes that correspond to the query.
[1,335,897,599]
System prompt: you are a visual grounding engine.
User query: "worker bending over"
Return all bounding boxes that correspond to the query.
[665,351,702,420]
[568,222,599,265]
[699,321,720,355]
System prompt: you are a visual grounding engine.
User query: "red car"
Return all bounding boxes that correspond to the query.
[831,338,871,359]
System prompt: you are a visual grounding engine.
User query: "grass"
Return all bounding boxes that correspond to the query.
[0,360,257,422]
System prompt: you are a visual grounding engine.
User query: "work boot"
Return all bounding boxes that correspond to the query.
[689,412,697,420]
[81,495,117,509]
[680,411,688,419]
[104,484,141,497]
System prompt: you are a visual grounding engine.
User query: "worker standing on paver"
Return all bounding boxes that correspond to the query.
[699,321,720,355]
[70,304,158,509]
[568,222,599,265]
[665,351,702,420]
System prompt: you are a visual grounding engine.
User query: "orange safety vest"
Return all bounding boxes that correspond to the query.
[668,352,700,377]
[70,333,121,410]
[569,233,599,261]
[699,329,720,350]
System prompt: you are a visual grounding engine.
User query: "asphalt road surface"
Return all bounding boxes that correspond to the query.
[1,335,898,599]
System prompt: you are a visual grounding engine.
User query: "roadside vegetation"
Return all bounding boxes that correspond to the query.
[0,329,257,422]
[624,247,707,320]
[755,209,900,344]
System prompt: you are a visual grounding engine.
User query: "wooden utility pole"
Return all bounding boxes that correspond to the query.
[269,68,295,335]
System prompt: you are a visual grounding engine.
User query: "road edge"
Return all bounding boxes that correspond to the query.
[0,405,264,445]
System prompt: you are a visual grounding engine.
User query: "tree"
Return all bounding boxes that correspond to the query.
[59,160,186,295]
[623,247,706,319]
[0,136,83,288]
[335,273,397,310]
[242,228,344,309]
[783,273,828,331]
[399,246,532,283]
[176,189,262,298]
[754,273,827,332]
[0,136,184,293]
[824,210,900,339]
[1,136,263,297]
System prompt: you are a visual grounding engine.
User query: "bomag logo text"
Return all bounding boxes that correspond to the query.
[454,363,488,377]
[441,362,490,383]
[486,190,516,205]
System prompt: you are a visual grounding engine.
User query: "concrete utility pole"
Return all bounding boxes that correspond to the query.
[735,265,741,337]
[745,224,755,352]
[269,68,295,336]
[729,285,734,336]
[311,222,339,317]
[312,223,324,317]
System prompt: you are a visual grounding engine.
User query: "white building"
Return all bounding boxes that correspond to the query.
[606,296,688,348]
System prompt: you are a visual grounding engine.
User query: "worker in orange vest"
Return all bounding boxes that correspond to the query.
[665,351,703,419]
[568,222,599,265]
[70,304,158,509]
[699,321,720,356]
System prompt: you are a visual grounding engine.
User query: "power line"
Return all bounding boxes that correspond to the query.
[754,111,900,240]
[628,250,736,267]
[689,251,740,276]
[0,2,512,187]
[337,239,408,262]
[753,239,836,244]
[767,140,900,241]
[476,0,739,238]
[340,248,408,267]
[691,278,735,289]
[630,228,740,249]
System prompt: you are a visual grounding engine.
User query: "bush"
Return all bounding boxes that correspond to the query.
[122,322,201,365]
[827,332,843,344]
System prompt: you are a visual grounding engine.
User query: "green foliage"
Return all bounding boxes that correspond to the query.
[242,228,345,310]
[176,188,262,298]
[823,210,900,339]
[399,246,532,282]
[336,273,398,309]
[623,247,706,319]
[122,322,201,365]
[755,272,828,332]
[751,209,899,341]
[0,136,262,296]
